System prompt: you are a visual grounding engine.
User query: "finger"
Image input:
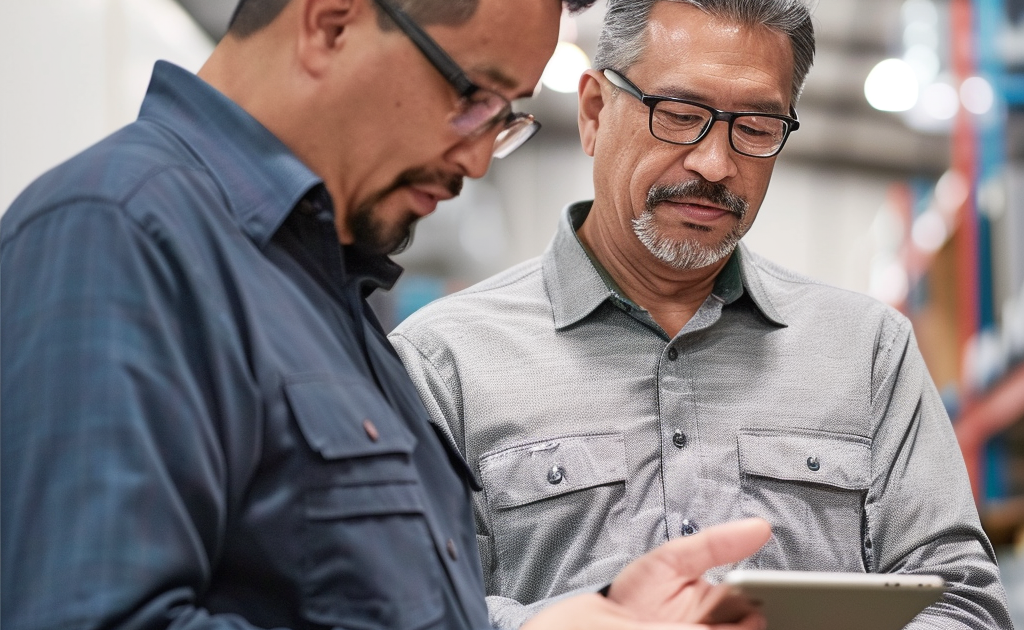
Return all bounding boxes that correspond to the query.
[714,610,767,630]
[652,518,772,579]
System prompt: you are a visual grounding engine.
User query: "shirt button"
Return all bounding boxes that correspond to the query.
[547,465,565,485]
[807,456,820,471]
[447,538,458,561]
[681,519,698,536]
[667,347,678,361]
[362,419,379,442]
[672,430,687,449]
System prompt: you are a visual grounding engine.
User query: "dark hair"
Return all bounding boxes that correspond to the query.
[594,0,816,103]
[229,0,597,39]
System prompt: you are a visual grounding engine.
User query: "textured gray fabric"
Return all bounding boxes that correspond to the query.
[389,201,1012,630]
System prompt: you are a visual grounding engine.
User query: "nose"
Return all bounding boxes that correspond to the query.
[681,120,739,183]
[446,129,497,179]
[446,131,496,179]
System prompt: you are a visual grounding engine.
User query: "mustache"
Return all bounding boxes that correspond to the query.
[391,168,464,199]
[645,179,748,218]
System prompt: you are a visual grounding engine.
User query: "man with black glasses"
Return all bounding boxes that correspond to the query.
[390,0,1012,628]
[0,0,778,630]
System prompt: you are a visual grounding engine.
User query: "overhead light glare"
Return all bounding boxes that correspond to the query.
[921,81,959,120]
[541,42,591,94]
[903,45,940,84]
[901,0,938,27]
[865,59,919,112]
[960,76,995,115]
[903,22,938,49]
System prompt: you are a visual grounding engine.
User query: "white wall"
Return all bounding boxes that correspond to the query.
[0,0,213,213]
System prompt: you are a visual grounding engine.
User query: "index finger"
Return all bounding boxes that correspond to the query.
[654,518,772,579]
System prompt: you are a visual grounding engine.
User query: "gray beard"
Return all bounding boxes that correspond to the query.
[632,180,750,270]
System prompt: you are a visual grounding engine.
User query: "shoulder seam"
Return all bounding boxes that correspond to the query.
[2,164,215,247]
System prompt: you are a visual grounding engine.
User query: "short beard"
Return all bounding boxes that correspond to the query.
[632,179,750,270]
[348,168,463,255]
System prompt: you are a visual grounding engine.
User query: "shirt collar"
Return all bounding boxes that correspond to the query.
[543,201,787,329]
[137,61,323,249]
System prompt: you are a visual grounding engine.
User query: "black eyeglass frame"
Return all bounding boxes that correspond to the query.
[602,68,800,159]
[371,0,539,158]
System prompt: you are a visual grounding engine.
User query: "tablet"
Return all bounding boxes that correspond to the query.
[696,570,946,630]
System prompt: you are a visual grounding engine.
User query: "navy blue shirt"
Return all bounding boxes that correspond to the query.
[1,61,489,630]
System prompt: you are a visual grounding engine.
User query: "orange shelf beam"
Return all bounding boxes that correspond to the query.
[955,363,1024,499]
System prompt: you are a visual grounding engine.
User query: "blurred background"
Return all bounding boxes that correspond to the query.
[2,0,1023,619]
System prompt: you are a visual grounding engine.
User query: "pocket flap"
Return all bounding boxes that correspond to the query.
[285,374,416,460]
[479,433,626,509]
[738,429,871,490]
[306,482,425,520]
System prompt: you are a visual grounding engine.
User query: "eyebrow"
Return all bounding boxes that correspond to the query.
[473,65,535,100]
[653,86,788,115]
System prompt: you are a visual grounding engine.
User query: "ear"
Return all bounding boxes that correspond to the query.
[296,0,363,76]
[577,69,606,158]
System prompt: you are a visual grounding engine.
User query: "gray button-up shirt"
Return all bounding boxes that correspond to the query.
[389,202,1011,630]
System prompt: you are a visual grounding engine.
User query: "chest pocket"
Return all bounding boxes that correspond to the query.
[478,433,629,602]
[738,428,871,573]
[285,375,444,630]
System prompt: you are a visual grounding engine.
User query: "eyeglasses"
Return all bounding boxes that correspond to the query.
[371,0,540,159]
[602,69,799,159]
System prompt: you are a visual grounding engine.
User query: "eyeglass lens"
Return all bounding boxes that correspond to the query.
[651,101,789,157]
[450,89,539,159]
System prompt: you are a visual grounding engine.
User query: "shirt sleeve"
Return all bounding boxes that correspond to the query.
[0,202,266,630]
[866,312,1012,629]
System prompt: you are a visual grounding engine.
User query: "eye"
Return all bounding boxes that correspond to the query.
[734,117,783,139]
[653,102,709,131]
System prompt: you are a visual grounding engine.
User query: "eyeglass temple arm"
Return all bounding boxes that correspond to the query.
[371,0,477,98]
[601,69,644,100]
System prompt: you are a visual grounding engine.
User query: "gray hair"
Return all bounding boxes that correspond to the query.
[593,0,816,104]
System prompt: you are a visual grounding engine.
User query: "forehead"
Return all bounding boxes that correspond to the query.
[427,0,561,98]
[631,1,795,112]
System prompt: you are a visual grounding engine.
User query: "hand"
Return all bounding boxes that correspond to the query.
[521,592,764,630]
[522,518,771,630]
[608,518,772,624]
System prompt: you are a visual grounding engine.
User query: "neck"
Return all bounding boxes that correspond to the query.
[197,26,358,221]
[578,199,730,338]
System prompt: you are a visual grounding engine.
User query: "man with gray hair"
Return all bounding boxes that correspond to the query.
[390,0,1013,628]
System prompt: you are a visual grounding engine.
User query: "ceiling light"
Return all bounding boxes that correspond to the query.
[903,45,940,84]
[901,0,938,27]
[865,59,919,112]
[541,42,591,94]
[903,22,939,49]
[920,81,959,119]
[960,76,995,115]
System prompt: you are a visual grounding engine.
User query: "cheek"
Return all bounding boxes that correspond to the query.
[741,163,777,207]
[626,149,690,207]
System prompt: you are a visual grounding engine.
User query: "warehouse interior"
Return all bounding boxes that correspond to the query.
[2,0,1023,621]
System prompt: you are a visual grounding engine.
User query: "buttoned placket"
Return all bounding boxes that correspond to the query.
[657,295,727,540]
[295,191,396,404]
